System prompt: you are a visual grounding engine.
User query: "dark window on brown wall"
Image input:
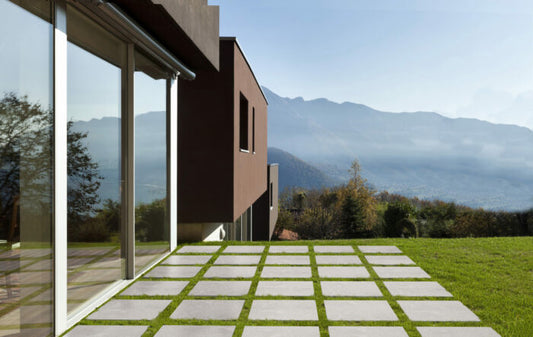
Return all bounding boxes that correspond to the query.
[270,182,273,208]
[240,93,249,151]
[252,107,256,153]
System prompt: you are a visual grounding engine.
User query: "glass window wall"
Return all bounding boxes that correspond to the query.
[0,1,54,336]
[66,5,126,315]
[134,51,169,272]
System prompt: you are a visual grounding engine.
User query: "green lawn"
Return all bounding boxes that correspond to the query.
[71,236,533,337]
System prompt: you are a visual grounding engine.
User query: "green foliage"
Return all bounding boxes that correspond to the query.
[383,200,416,237]
[136,198,167,242]
[340,194,366,238]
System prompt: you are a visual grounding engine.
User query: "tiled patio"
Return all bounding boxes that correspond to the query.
[65,244,501,337]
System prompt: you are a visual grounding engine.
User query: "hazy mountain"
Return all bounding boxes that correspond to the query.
[71,111,167,205]
[264,87,533,211]
[268,147,337,190]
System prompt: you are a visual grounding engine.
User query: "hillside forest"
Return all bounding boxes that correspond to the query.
[274,160,533,240]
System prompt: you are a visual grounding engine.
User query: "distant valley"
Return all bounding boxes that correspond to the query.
[264,87,533,211]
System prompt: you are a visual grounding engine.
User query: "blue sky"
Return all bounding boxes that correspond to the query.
[210,0,533,129]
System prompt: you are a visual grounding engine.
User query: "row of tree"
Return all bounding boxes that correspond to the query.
[275,160,533,239]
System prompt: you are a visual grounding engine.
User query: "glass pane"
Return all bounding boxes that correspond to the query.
[134,51,169,272]
[67,6,125,315]
[0,1,53,336]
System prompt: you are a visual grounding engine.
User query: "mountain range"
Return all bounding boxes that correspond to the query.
[264,87,533,211]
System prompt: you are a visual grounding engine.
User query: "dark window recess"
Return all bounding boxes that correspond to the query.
[270,182,273,208]
[252,107,256,153]
[240,93,249,151]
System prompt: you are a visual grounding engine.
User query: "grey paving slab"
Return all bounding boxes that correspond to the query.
[256,281,314,296]
[189,281,252,296]
[324,300,398,321]
[163,255,212,265]
[261,266,312,278]
[155,325,235,337]
[358,245,402,254]
[248,300,318,320]
[318,266,370,278]
[88,299,171,320]
[170,300,244,320]
[417,327,501,337]
[384,281,452,297]
[265,255,310,265]
[314,245,355,253]
[329,326,409,337]
[223,245,265,253]
[121,281,189,296]
[65,325,147,337]
[177,246,220,253]
[214,255,261,265]
[398,300,480,321]
[316,255,362,265]
[145,266,201,278]
[242,326,320,337]
[321,281,382,297]
[373,267,430,279]
[366,255,415,265]
[269,246,309,253]
[203,266,257,278]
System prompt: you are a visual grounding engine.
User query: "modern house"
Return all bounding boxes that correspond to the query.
[178,37,278,242]
[0,0,277,336]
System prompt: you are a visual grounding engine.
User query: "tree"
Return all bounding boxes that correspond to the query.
[67,120,103,227]
[384,201,416,237]
[340,194,366,238]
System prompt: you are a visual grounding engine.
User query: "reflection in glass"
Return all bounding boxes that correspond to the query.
[0,1,53,336]
[134,51,169,272]
[66,6,125,314]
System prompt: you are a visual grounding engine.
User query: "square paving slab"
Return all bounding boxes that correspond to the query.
[248,300,318,320]
[223,246,265,253]
[314,245,355,253]
[121,281,189,296]
[366,255,415,265]
[398,300,480,321]
[417,327,501,337]
[242,326,320,337]
[255,281,314,296]
[189,281,252,296]
[145,266,201,278]
[373,267,430,279]
[261,266,312,278]
[329,326,409,337]
[214,255,261,265]
[316,255,362,265]
[324,300,398,321]
[318,266,370,278]
[155,325,235,337]
[177,246,220,253]
[203,266,257,278]
[384,281,452,297]
[265,255,310,265]
[269,246,309,253]
[88,299,171,320]
[163,255,212,265]
[170,299,244,320]
[321,281,382,297]
[65,325,147,337]
[358,245,402,254]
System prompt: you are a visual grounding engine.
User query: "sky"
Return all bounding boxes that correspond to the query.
[209,0,533,130]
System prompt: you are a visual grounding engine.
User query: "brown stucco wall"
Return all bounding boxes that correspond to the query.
[232,39,268,220]
[111,0,219,71]
[178,38,268,225]
[177,43,234,223]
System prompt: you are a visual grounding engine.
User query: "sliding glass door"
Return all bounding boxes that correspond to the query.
[66,5,126,314]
